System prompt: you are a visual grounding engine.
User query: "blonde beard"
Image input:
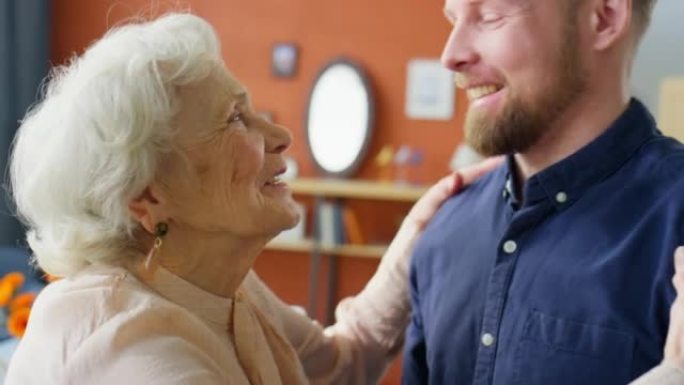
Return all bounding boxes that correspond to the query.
[464,8,587,157]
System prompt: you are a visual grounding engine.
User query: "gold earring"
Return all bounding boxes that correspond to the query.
[144,222,168,273]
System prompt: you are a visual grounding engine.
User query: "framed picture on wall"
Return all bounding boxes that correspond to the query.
[405,58,455,120]
[272,42,299,78]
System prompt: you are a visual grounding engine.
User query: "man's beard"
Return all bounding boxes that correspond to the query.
[464,18,588,157]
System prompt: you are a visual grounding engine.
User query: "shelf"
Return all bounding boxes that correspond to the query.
[266,239,387,259]
[287,178,428,202]
[271,178,416,324]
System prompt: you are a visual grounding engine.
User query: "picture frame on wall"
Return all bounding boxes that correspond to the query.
[272,42,299,78]
[405,58,455,120]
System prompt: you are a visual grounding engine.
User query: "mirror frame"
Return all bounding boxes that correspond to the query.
[304,57,375,178]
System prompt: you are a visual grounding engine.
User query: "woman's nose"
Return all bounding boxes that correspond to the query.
[262,121,292,154]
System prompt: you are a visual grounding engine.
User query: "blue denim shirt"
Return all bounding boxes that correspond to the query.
[404,99,684,385]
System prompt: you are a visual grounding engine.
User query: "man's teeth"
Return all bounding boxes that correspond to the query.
[467,85,500,101]
[266,176,282,185]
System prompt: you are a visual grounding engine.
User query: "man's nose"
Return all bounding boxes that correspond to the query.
[441,24,478,72]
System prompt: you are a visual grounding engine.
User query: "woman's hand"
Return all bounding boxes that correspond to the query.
[328,156,504,370]
[664,247,684,369]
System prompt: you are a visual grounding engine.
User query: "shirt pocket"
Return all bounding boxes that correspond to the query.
[512,310,634,385]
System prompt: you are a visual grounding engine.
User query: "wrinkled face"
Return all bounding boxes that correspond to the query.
[158,66,299,239]
[441,0,588,156]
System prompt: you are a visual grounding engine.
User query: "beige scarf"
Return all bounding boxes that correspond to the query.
[230,290,309,385]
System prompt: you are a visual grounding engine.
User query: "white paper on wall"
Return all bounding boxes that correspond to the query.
[405,59,455,121]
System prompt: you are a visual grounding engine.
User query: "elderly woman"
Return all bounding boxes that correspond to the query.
[4,12,497,385]
[5,12,684,385]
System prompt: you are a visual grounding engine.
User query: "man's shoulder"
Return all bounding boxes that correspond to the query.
[425,165,503,224]
[635,135,684,179]
[414,165,505,251]
[445,164,506,205]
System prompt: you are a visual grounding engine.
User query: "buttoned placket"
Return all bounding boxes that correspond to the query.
[471,181,561,385]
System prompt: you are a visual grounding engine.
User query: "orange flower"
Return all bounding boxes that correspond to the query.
[0,279,15,307]
[3,272,25,290]
[7,307,30,339]
[9,292,36,313]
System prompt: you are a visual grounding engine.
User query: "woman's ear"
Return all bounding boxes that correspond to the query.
[589,0,632,51]
[128,186,164,234]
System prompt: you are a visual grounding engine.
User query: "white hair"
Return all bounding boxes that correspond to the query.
[10,13,223,276]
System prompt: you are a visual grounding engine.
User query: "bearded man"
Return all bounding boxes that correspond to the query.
[403,0,684,384]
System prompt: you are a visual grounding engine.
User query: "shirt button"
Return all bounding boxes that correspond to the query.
[481,333,495,347]
[503,240,518,254]
[555,191,568,203]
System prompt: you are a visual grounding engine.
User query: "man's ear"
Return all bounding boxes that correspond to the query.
[128,186,164,234]
[589,0,632,51]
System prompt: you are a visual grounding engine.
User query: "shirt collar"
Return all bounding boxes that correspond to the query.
[148,266,233,328]
[504,98,658,209]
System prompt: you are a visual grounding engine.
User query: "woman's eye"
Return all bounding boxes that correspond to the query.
[227,112,246,127]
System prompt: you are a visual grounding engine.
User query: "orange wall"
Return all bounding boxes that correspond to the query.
[51,1,466,383]
[52,0,465,181]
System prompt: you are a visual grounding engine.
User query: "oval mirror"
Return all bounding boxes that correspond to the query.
[305,58,374,177]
